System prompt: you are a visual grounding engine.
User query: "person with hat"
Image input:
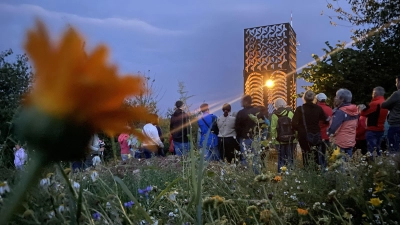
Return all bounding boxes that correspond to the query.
[316,93,332,168]
[170,100,191,156]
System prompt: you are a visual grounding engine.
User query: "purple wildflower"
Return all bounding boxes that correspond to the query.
[138,186,153,196]
[92,212,101,221]
[124,200,134,208]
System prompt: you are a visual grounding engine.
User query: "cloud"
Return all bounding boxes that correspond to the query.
[0,3,186,36]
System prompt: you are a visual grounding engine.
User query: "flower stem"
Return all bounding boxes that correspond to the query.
[0,152,45,224]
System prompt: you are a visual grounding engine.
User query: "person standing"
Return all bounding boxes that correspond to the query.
[270,98,296,172]
[360,86,388,158]
[355,104,368,155]
[14,143,27,170]
[292,90,328,168]
[234,95,261,172]
[118,132,130,161]
[327,89,359,157]
[198,103,219,161]
[315,93,333,168]
[170,100,191,156]
[217,103,239,163]
[382,76,400,153]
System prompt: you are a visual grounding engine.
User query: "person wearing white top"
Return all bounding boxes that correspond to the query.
[139,114,164,159]
[217,103,240,163]
[14,144,27,170]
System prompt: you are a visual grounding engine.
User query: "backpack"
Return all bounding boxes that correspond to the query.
[275,111,295,142]
[202,115,219,135]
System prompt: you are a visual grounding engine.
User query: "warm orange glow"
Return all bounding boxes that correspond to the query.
[24,20,150,136]
[265,79,274,88]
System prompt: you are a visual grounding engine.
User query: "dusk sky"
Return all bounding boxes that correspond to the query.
[0,0,353,116]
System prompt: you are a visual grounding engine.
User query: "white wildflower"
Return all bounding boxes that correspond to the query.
[73,181,80,190]
[58,204,65,213]
[91,171,99,182]
[0,181,11,194]
[328,189,337,197]
[168,212,176,217]
[313,202,321,210]
[106,202,111,209]
[40,178,50,187]
[48,211,55,219]
[169,191,178,201]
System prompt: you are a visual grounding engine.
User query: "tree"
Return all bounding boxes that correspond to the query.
[125,70,163,115]
[0,49,32,167]
[299,0,400,105]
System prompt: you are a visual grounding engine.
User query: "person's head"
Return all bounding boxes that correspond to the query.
[241,95,252,107]
[257,105,268,118]
[222,103,231,117]
[316,93,327,103]
[175,100,184,109]
[200,103,209,114]
[396,76,400,90]
[274,98,286,110]
[357,104,366,113]
[302,90,315,103]
[373,86,385,98]
[334,88,352,107]
[15,144,21,150]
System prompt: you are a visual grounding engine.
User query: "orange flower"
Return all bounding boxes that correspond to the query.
[297,208,308,215]
[24,20,148,136]
[272,176,282,182]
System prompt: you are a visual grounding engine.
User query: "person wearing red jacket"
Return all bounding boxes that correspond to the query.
[316,93,333,168]
[355,104,367,155]
[360,86,389,157]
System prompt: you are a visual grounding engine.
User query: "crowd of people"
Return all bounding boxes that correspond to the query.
[14,76,400,173]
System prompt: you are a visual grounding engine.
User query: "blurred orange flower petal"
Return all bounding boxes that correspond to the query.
[24,20,149,136]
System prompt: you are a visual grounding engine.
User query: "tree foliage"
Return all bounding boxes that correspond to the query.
[299,0,400,105]
[0,49,31,142]
[125,70,163,115]
[0,49,32,168]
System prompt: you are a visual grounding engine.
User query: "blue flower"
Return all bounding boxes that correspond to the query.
[298,201,306,207]
[138,186,153,195]
[124,200,134,208]
[92,212,101,221]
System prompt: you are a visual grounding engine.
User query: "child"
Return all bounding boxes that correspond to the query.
[14,144,27,170]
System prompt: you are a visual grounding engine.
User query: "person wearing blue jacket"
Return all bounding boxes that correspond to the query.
[198,103,220,161]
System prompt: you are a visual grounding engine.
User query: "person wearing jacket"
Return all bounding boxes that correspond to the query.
[270,98,296,172]
[361,86,388,157]
[217,103,239,163]
[382,76,400,153]
[170,100,190,156]
[234,95,261,163]
[316,93,333,168]
[327,89,359,157]
[198,103,219,161]
[355,104,367,155]
[292,90,328,168]
[118,133,130,161]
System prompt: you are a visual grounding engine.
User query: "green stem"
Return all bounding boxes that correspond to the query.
[208,206,214,224]
[0,152,45,224]
[111,137,118,163]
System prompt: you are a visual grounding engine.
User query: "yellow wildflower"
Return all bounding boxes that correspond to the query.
[388,193,396,198]
[373,182,384,194]
[368,198,383,207]
[329,147,341,162]
[259,209,271,222]
[297,208,308,215]
[280,166,287,172]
